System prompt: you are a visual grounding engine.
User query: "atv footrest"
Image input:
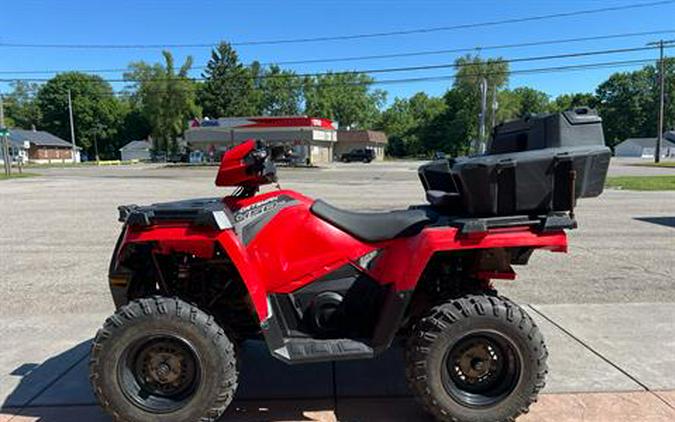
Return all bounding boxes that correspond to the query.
[273,338,374,364]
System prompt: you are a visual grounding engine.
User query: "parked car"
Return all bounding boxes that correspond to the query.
[340,148,375,163]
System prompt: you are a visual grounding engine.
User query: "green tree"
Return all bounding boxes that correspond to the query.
[513,87,550,116]
[303,72,386,129]
[377,93,446,156]
[432,88,481,156]
[198,42,258,118]
[4,81,41,129]
[116,96,152,145]
[496,87,550,123]
[257,65,303,116]
[550,92,597,112]
[593,61,675,147]
[125,51,199,155]
[37,72,122,157]
[443,55,510,151]
[495,89,521,123]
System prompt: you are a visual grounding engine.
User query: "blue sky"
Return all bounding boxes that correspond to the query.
[1,0,673,104]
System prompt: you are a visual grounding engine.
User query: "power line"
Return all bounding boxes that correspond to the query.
[369,59,656,86]
[0,44,666,84]
[0,1,673,49]
[270,29,675,66]
[0,58,656,98]
[2,29,674,75]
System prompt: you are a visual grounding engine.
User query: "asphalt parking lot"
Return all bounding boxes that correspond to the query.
[1,158,674,421]
[0,158,673,317]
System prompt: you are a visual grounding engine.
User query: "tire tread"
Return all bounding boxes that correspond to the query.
[405,294,547,422]
[89,296,237,422]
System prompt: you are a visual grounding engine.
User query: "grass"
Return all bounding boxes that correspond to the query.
[605,175,675,191]
[0,172,39,180]
[22,160,140,169]
[633,161,675,168]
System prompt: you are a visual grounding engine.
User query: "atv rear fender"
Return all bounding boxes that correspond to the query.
[368,226,568,291]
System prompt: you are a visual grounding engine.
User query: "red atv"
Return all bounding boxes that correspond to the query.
[91,110,610,422]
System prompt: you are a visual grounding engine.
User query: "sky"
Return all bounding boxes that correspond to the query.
[0,0,674,104]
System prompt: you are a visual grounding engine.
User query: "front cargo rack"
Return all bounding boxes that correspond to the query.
[118,197,233,230]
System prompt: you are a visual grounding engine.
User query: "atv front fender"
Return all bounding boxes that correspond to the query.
[117,225,270,321]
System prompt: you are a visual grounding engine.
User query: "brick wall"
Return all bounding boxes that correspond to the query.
[28,146,73,160]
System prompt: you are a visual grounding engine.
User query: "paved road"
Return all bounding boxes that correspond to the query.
[1,160,673,318]
[607,157,675,176]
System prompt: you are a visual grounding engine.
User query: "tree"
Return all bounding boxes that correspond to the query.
[37,72,122,157]
[432,88,481,156]
[551,92,597,112]
[495,87,550,123]
[377,93,446,156]
[495,89,521,123]
[593,61,675,148]
[4,81,41,129]
[116,96,152,146]
[125,51,199,155]
[303,72,386,129]
[513,87,550,117]
[440,55,510,152]
[198,42,258,118]
[257,65,303,116]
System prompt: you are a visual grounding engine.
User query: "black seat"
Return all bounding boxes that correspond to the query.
[310,200,434,242]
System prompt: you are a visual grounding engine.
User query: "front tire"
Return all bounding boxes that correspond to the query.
[90,297,238,422]
[405,294,547,422]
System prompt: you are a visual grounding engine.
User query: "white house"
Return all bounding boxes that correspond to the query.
[119,140,151,161]
[614,137,675,158]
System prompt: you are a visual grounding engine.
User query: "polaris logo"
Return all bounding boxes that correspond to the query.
[233,195,295,223]
[234,198,282,223]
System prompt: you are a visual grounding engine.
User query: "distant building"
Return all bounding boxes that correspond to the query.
[614,136,675,158]
[119,140,152,161]
[185,116,337,165]
[335,130,388,161]
[5,128,79,164]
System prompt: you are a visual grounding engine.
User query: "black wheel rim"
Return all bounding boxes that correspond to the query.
[442,331,521,408]
[118,335,201,413]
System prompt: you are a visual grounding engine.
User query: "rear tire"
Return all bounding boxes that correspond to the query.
[405,294,547,422]
[90,296,238,422]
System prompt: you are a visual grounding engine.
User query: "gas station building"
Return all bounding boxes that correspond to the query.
[184,116,388,164]
[184,116,338,165]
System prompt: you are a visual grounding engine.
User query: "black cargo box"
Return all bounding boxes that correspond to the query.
[418,108,611,217]
[489,107,604,154]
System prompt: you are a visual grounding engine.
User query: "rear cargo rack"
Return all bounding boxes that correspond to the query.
[440,212,576,235]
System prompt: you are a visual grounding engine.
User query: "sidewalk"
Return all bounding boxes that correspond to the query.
[1,303,674,421]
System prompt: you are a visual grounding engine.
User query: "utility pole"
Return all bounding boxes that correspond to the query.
[94,129,100,164]
[647,39,675,163]
[490,85,498,134]
[67,89,77,163]
[0,95,10,176]
[476,77,489,154]
[93,123,104,165]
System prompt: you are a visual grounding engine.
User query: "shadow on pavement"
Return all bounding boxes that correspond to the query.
[634,216,675,228]
[0,339,413,421]
[1,340,92,410]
